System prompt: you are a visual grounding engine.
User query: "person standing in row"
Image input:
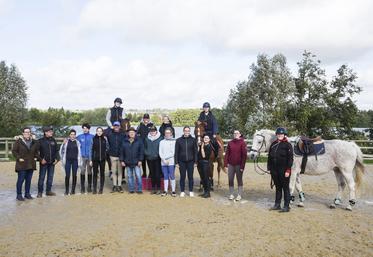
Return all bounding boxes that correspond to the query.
[37,126,59,198]
[224,130,247,201]
[90,127,109,194]
[267,127,294,213]
[77,123,94,194]
[12,127,39,201]
[159,128,176,197]
[107,121,126,193]
[197,134,217,198]
[144,126,163,194]
[60,129,82,195]
[120,127,144,194]
[137,113,154,178]
[175,126,198,197]
[159,115,175,138]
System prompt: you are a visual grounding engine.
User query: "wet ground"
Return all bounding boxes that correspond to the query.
[0,162,372,257]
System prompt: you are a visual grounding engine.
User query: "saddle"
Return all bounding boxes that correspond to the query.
[294,136,326,174]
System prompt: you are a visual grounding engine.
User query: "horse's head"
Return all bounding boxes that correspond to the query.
[194,121,207,144]
[249,129,276,160]
[121,118,131,134]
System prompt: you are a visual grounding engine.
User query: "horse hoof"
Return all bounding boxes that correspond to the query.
[334,199,342,205]
[329,204,336,209]
[346,205,353,211]
[297,202,304,207]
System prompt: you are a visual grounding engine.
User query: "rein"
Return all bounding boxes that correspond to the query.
[251,134,271,175]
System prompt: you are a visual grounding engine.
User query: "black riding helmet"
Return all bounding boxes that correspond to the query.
[114,97,123,104]
[202,102,210,108]
[275,127,288,135]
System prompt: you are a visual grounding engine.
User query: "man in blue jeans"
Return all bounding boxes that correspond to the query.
[120,127,144,194]
[37,126,59,198]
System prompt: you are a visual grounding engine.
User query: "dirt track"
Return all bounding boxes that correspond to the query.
[0,162,372,257]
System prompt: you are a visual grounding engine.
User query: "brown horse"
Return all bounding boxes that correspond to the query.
[194,121,225,189]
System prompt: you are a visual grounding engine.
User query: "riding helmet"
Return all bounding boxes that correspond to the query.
[114,97,123,104]
[275,127,287,135]
[202,102,210,108]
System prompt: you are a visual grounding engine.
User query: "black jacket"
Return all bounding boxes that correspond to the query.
[198,111,218,135]
[120,138,144,168]
[267,139,293,173]
[175,136,198,164]
[37,136,59,164]
[137,122,154,141]
[198,143,216,161]
[91,135,109,161]
[159,123,175,138]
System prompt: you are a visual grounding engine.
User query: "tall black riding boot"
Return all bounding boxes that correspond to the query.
[80,174,85,194]
[87,174,92,193]
[65,176,70,195]
[71,175,77,195]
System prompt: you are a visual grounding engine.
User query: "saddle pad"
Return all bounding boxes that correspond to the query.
[294,141,326,156]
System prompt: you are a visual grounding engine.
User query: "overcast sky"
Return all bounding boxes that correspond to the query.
[0,0,372,110]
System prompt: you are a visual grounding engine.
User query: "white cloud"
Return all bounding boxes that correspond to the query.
[74,0,373,61]
[26,55,240,110]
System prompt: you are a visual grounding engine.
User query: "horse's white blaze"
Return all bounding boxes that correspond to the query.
[250,129,365,210]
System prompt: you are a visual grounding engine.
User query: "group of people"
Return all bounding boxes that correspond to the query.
[11,97,293,212]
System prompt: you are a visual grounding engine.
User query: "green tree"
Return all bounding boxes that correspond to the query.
[0,61,28,136]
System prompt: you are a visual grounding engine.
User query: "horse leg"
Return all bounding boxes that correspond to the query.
[289,170,297,204]
[295,173,305,207]
[330,168,345,209]
[340,167,356,211]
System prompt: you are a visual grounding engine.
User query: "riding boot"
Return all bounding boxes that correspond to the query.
[99,173,105,193]
[92,174,97,194]
[80,174,85,194]
[87,174,92,193]
[71,175,77,195]
[65,177,69,195]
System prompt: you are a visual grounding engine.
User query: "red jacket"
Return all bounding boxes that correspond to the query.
[224,137,247,170]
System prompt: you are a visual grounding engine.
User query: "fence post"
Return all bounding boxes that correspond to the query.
[5,139,9,160]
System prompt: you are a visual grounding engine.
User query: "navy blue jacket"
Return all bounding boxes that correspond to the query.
[198,111,218,135]
[107,131,126,157]
[120,138,144,168]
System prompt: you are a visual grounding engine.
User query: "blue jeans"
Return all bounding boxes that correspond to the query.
[65,159,78,178]
[38,164,55,193]
[127,166,142,192]
[16,170,33,196]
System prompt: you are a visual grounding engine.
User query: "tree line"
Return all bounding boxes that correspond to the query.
[0,54,372,139]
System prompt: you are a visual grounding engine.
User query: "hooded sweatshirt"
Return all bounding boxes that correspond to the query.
[144,132,163,160]
[159,137,176,166]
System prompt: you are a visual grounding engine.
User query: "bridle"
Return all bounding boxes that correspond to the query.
[251,134,270,175]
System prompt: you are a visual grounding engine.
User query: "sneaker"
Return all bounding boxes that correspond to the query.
[118,186,124,193]
[161,191,167,197]
[228,194,234,200]
[46,191,56,196]
[156,190,161,195]
[235,195,242,201]
[25,194,33,200]
[151,190,157,195]
[129,191,135,194]
[98,190,103,194]
[171,192,177,197]
[180,192,186,197]
[137,191,143,194]
[279,207,290,213]
[16,195,25,201]
[189,192,194,197]
[37,192,43,198]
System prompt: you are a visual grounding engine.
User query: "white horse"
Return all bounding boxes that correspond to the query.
[249,129,365,211]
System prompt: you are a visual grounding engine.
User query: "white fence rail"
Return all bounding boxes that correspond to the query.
[1,137,373,161]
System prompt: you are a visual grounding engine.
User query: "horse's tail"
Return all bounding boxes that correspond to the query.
[353,142,365,188]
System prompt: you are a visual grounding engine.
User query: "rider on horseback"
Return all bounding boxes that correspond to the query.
[106,97,125,129]
[197,102,218,139]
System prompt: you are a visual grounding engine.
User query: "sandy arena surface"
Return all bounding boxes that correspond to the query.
[0,161,372,257]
